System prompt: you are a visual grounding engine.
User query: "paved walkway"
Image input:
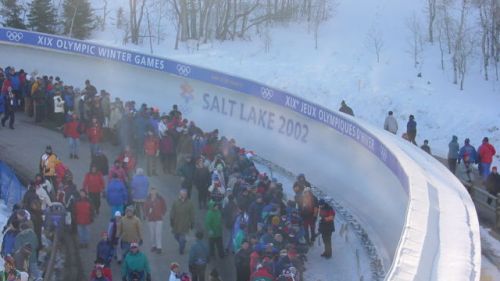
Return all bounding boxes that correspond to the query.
[0,113,234,280]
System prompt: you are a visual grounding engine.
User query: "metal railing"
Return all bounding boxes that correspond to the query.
[463,182,500,229]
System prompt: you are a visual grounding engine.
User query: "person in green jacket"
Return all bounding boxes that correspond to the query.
[170,189,195,254]
[121,242,151,281]
[205,201,224,259]
[0,256,21,281]
[13,222,39,280]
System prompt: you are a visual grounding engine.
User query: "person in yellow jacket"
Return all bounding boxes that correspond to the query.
[40,146,58,183]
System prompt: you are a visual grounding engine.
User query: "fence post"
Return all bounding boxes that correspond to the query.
[496,193,500,230]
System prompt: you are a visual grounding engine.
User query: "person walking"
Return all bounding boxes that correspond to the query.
[14,222,39,279]
[87,117,103,157]
[448,135,459,174]
[83,166,105,215]
[478,137,496,181]
[486,167,500,205]
[170,189,195,255]
[298,188,319,245]
[318,199,335,259]
[63,113,82,159]
[383,111,398,134]
[75,190,94,248]
[1,88,16,129]
[143,130,160,176]
[130,168,149,220]
[118,206,143,260]
[406,115,417,145]
[106,174,128,217]
[205,201,224,259]
[96,231,114,267]
[53,91,65,127]
[189,231,209,281]
[194,157,211,209]
[234,240,252,281]
[121,242,151,281]
[143,188,166,254]
[459,138,477,166]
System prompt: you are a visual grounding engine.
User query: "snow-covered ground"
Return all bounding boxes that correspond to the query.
[89,0,500,168]
[480,227,500,281]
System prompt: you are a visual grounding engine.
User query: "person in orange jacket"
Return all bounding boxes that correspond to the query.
[83,165,106,215]
[143,130,160,176]
[87,117,103,158]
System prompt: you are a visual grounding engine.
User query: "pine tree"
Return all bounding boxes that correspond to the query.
[0,0,26,29]
[27,0,57,33]
[62,0,94,39]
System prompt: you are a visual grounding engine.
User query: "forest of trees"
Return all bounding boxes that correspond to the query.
[0,0,498,90]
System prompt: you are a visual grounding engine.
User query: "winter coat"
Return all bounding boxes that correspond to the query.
[486,173,500,196]
[421,144,431,155]
[478,142,496,164]
[3,93,15,112]
[118,215,142,243]
[143,136,159,156]
[170,198,195,235]
[1,229,18,257]
[63,120,81,139]
[96,239,114,265]
[188,240,209,266]
[318,205,335,235]
[87,124,103,144]
[83,172,105,194]
[160,135,175,154]
[235,247,252,279]
[177,133,193,155]
[35,187,52,211]
[250,267,274,281]
[74,198,93,225]
[90,266,113,281]
[448,137,459,159]
[384,115,398,134]
[106,179,128,206]
[194,166,211,191]
[131,175,149,202]
[0,94,4,114]
[143,195,166,222]
[92,153,109,175]
[121,251,151,277]
[14,228,38,264]
[406,119,417,133]
[205,201,223,238]
[108,166,127,183]
[459,144,477,164]
[41,153,58,177]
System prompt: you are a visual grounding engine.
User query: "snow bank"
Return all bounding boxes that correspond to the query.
[0,28,481,281]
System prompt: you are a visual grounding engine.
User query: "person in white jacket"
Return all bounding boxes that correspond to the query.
[53,91,65,127]
[169,262,181,280]
[383,111,398,134]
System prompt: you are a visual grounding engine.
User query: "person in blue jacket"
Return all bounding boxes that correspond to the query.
[406,115,417,145]
[106,174,128,217]
[459,138,477,165]
[96,231,114,267]
[130,168,149,220]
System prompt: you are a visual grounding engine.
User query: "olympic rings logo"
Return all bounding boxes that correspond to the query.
[260,87,274,100]
[6,31,23,42]
[379,146,388,162]
[176,64,191,76]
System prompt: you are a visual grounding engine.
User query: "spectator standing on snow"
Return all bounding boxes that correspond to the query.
[421,140,431,155]
[63,113,82,159]
[448,135,460,174]
[234,240,252,281]
[189,231,209,281]
[143,188,166,254]
[130,168,149,220]
[1,88,16,129]
[486,167,500,204]
[318,199,335,259]
[338,100,354,116]
[83,166,105,215]
[75,190,94,248]
[383,111,398,134]
[478,137,496,181]
[406,115,417,145]
[170,189,195,255]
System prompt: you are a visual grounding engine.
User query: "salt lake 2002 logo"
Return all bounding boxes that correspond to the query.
[178,82,195,114]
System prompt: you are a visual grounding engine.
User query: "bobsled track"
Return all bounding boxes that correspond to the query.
[0,27,481,281]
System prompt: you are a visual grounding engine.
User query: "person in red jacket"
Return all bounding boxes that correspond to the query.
[143,188,166,254]
[90,259,113,281]
[83,165,106,215]
[144,130,160,176]
[250,263,274,281]
[75,189,94,248]
[87,117,103,158]
[478,137,497,181]
[116,145,137,178]
[63,113,82,159]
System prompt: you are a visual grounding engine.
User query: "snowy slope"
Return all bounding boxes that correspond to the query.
[89,0,499,167]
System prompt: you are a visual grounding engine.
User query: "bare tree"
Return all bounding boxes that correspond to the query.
[407,13,424,68]
[427,0,437,42]
[452,0,474,90]
[129,0,147,44]
[366,28,384,63]
[437,19,446,70]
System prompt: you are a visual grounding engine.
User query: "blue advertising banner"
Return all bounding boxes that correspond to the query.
[0,27,409,193]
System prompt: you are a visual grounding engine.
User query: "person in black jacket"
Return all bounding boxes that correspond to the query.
[486,166,500,205]
[318,199,335,259]
[234,240,251,281]
[1,89,16,129]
